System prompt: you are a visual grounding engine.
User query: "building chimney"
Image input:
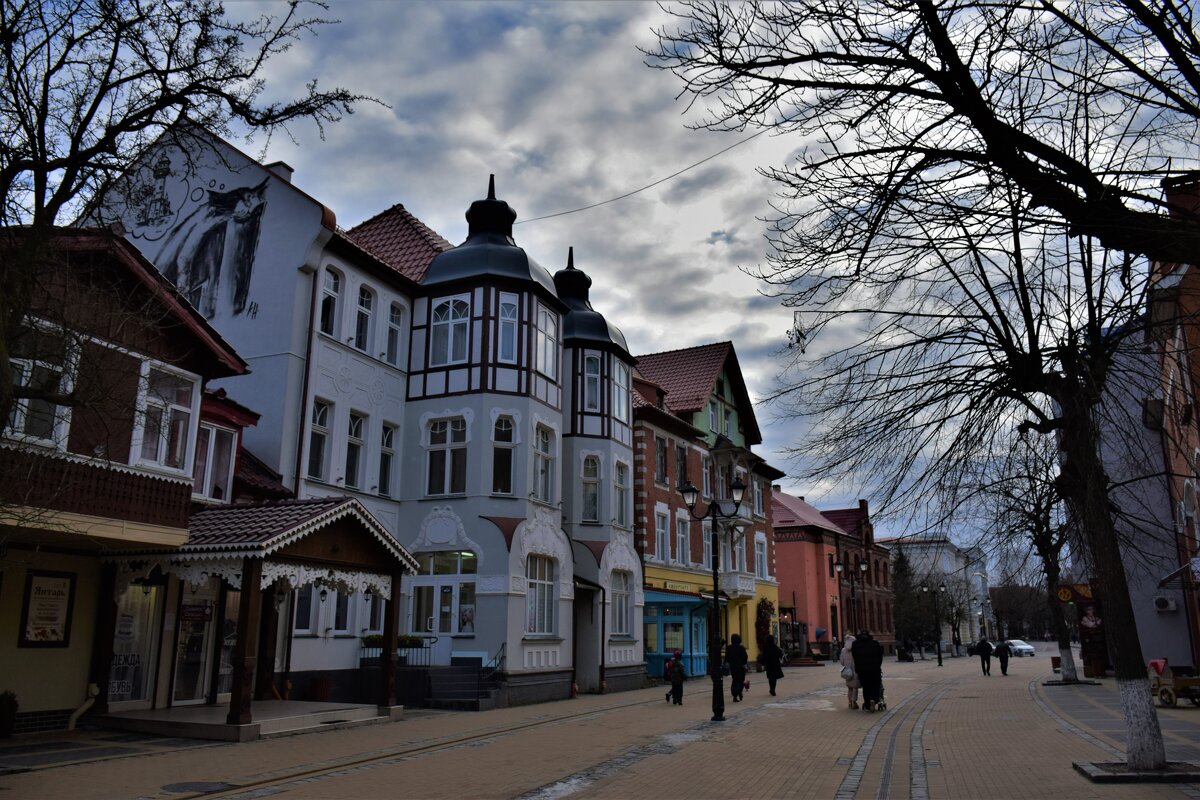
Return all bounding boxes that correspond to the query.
[265,161,294,183]
[772,484,782,493]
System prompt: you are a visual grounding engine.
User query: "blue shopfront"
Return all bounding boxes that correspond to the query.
[643,588,726,679]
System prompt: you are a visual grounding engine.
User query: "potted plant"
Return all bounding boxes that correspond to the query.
[0,691,18,738]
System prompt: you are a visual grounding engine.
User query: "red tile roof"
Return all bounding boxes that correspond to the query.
[772,492,846,533]
[821,508,868,539]
[344,203,454,282]
[234,448,293,500]
[634,342,732,414]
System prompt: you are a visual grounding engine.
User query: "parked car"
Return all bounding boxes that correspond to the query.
[1008,639,1036,657]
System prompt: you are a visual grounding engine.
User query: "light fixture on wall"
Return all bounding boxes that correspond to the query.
[319,587,329,603]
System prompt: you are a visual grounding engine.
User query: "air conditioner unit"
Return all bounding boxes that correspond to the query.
[1153,596,1178,612]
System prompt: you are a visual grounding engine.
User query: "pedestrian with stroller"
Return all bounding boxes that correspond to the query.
[725,633,749,702]
[851,630,884,711]
[761,635,785,696]
[994,639,1011,676]
[840,634,861,709]
[977,635,993,676]
[667,649,686,705]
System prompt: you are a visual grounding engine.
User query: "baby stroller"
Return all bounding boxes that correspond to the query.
[862,673,888,712]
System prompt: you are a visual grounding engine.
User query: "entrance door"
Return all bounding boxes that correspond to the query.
[411,581,456,663]
[173,581,218,705]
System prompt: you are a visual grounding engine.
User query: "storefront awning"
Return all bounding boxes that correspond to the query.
[645,588,726,606]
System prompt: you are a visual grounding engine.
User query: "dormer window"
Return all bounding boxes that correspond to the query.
[430,297,469,366]
[584,355,601,411]
[320,269,341,336]
[353,286,374,351]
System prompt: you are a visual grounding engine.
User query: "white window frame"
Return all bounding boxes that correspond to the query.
[364,593,385,634]
[132,361,199,474]
[754,534,768,579]
[498,293,518,363]
[583,355,601,412]
[702,521,714,568]
[702,455,712,498]
[192,422,237,501]
[378,423,396,497]
[534,303,558,379]
[656,511,669,562]
[582,454,600,522]
[385,303,404,366]
[709,400,718,431]
[526,555,556,635]
[654,436,668,484]
[754,478,765,516]
[613,362,630,423]
[345,411,365,489]
[426,416,467,496]
[6,322,74,447]
[676,516,690,564]
[307,399,331,481]
[533,424,555,504]
[735,536,747,572]
[724,408,733,436]
[354,286,374,351]
[492,415,515,495]
[320,268,341,336]
[293,586,315,634]
[614,461,630,528]
[430,296,470,367]
[332,590,351,634]
[611,571,631,636]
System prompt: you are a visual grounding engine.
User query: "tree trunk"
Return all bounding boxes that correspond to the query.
[1058,389,1165,769]
[1044,572,1079,682]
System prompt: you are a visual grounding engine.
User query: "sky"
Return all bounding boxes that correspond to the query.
[248,1,868,516]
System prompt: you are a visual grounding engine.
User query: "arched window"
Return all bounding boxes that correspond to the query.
[431,298,469,366]
[319,269,341,336]
[353,286,374,350]
[385,303,404,365]
[498,295,518,363]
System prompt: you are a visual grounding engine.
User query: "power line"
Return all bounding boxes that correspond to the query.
[514,128,769,225]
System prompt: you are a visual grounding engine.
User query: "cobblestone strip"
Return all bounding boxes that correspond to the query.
[907,686,949,800]
[874,693,926,800]
[835,682,946,800]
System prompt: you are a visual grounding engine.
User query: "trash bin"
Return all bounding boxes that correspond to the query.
[1051,655,1061,673]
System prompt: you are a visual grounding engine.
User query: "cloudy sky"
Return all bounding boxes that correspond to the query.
[250,2,867,515]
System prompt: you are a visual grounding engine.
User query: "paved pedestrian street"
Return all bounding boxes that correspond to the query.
[4,646,1199,800]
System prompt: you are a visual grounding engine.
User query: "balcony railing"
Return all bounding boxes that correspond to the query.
[720,571,757,598]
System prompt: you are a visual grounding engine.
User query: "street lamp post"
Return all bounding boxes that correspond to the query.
[834,557,870,633]
[680,475,746,723]
[922,582,946,667]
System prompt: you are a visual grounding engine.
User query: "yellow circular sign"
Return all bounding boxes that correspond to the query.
[1056,587,1073,602]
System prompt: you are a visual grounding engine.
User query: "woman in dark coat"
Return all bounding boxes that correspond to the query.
[851,630,885,711]
[725,633,749,702]
[760,634,785,696]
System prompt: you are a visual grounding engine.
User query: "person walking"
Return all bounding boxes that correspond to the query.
[851,630,884,711]
[977,635,993,676]
[761,635,785,696]
[840,634,861,709]
[668,649,686,705]
[994,639,1011,676]
[725,633,749,702]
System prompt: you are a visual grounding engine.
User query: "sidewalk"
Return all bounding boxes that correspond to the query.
[3,647,1199,799]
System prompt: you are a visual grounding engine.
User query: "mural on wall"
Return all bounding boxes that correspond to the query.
[110,148,268,320]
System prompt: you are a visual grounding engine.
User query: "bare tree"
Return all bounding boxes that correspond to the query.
[647,0,1198,769]
[0,0,373,428]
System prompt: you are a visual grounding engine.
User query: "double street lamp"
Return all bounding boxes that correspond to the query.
[833,557,869,632]
[922,582,946,667]
[680,474,746,723]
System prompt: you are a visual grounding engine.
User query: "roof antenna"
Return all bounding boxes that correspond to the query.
[487,174,496,200]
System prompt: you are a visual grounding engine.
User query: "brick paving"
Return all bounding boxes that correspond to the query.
[3,645,1200,799]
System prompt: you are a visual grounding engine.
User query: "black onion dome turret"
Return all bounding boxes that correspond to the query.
[422,175,558,297]
[553,247,631,359]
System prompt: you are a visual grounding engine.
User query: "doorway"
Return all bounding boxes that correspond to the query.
[172,580,219,705]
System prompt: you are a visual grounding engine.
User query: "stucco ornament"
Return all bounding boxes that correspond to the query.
[335,363,353,394]
[261,562,391,595]
[599,530,643,605]
[514,507,572,599]
[409,505,484,569]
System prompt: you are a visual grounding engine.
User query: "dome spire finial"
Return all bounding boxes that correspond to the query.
[488,174,496,200]
[567,246,575,271]
[465,173,516,239]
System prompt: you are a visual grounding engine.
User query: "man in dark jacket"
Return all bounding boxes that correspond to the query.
[994,639,1011,676]
[760,635,785,696]
[850,630,885,711]
[977,636,994,675]
[725,633,749,702]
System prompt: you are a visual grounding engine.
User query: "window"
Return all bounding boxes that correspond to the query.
[754,479,765,515]
[724,408,733,436]
[611,571,631,635]
[378,424,396,497]
[703,521,713,568]
[385,304,404,366]
[675,443,688,488]
[427,417,467,495]
[709,400,719,431]
[498,296,518,363]
[828,553,835,578]
[492,416,514,494]
[193,424,236,500]
[534,304,558,379]
[656,512,669,561]
[138,367,195,469]
[582,455,600,522]
[345,412,365,488]
[354,286,374,350]
[293,586,314,633]
[6,325,69,443]
[583,355,601,411]
[308,399,331,480]
[526,555,555,634]
[613,362,630,423]
[320,269,341,336]
[755,537,768,579]
[735,537,746,572]
[702,455,712,497]
[333,591,350,633]
[676,517,690,563]
[430,298,469,366]
[366,594,385,633]
[655,437,668,484]
[614,462,629,527]
[534,425,554,503]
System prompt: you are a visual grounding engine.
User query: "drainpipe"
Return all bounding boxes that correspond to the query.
[67,684,99,731]
[292,265,320,495]
[599,583,607,692]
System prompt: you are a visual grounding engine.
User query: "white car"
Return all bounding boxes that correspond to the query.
[1007,639,1036,657]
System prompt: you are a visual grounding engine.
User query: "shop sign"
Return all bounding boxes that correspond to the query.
[664,581,693,592]
[180,603,212,623]
[18,570,76,648]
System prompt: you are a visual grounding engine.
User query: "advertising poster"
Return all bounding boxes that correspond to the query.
[19,571,76,647]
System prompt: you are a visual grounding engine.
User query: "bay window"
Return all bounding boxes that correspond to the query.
[534,304,558,379]
[584,355,601,411]
[533,425,555,503]
[193,423,236,501]
[492,416,514,494]
[498,295,518,363]
[430,297,469,366]
[582,455,600,522]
